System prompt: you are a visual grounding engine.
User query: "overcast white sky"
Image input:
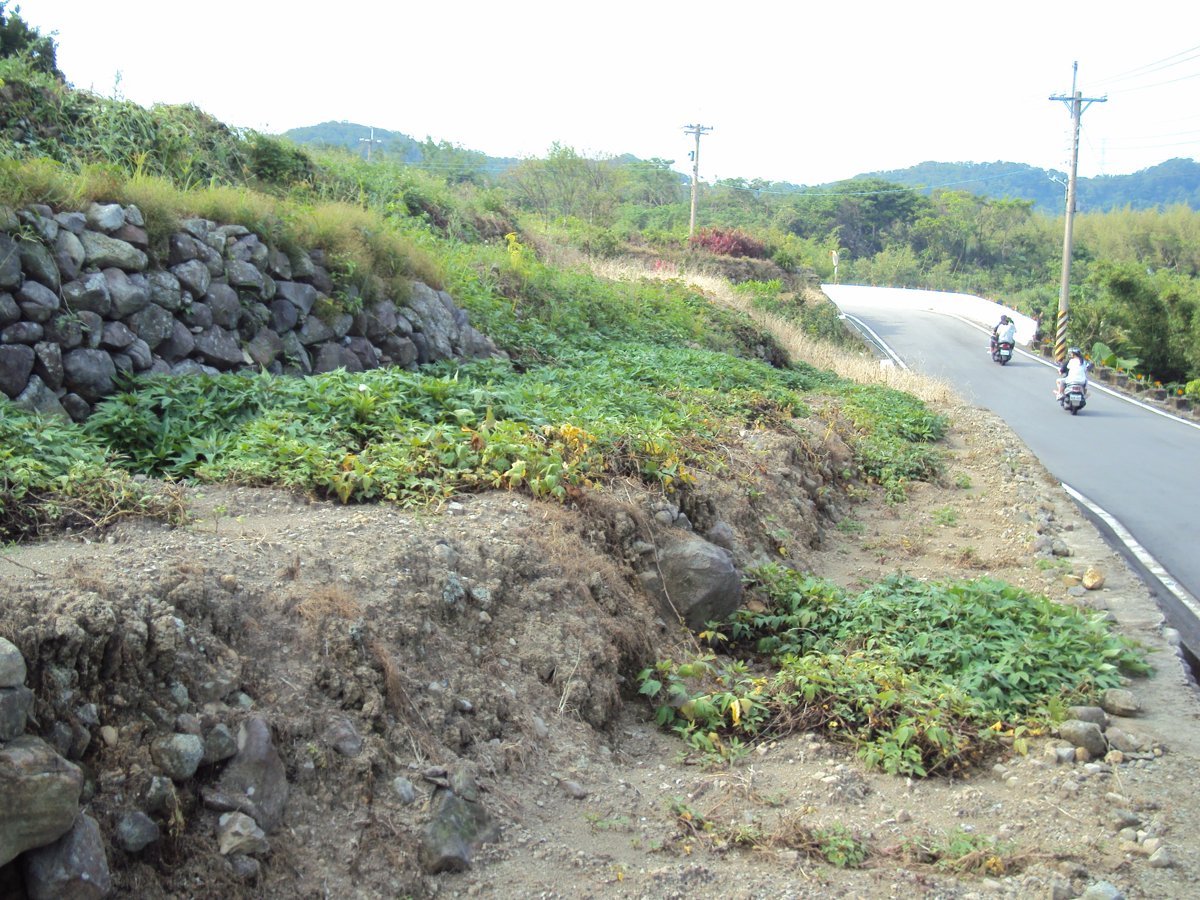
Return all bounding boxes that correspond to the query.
[16,1,1200,186]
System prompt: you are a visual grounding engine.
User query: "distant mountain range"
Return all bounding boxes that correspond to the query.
[282,122,1200,214]
[857,158,1200,214]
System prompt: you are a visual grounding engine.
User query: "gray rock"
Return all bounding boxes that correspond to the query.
[14,374,69,419]
[0,685,34,741]
[60,392,91,422]
[322,717,363,757]
[655,537,743,631]
[313,342,363,373]
[1080,881,1125,899]
[22,812,112,900]
[0,343,35,399]
[115,810,160,853]
[1100,689,1140,717]
[378,333,417,368]
[204,283,242,329]
[193,325,246,370]
[1058,719,1108,758]
[17,238,61,291]
[145,270,183,311]
[1104,726,1143,754]
[103,267,150,317]
[2,320,43,344]
[0,292,18,327]
[268,297,299,332]
[296,313,335,346]
[54,210,87,235]
[80,230,147,271]
[43,313,84,349]
[0,736,84,866]
[418,779,498,874]
[99,320,136,352]
[215,716,289,832]
[53,229,86,281]
[0,234,22,289]
[218,811,269,857]
[180,299,213,330]
[203,723,239,765]
[155,318,195,363]
[228,852,261,881]
[61,272,112,317]
[245,328,283,368]
[62,348,116,402]
[76,311,103,349]
[172,258,212,298]
[392,777,418,804]
[226,259,266,294]
[151,733,205,781]
[274,281,318,317]
[33,341,64,390]
[406,282,458,360]
[16,277,60,322]
[0,637,27,687]
[86,201,126,232]
[124,302,176,350]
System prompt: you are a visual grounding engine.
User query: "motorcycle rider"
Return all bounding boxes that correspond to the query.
[990,315,1016,356]
[1055,347,1090,400]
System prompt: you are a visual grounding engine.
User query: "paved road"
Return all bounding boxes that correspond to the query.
[823,284,1200,659]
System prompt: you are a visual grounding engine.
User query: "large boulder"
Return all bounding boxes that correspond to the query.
[62,348,116,402]
[0,344,35,399]
[79,231,147,271]
[21,812,112,900]
[214,716,289,832]
[655,537,744,631]
[0,736,84,866]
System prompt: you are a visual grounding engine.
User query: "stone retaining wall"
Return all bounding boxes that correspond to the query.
[0,202,503,420]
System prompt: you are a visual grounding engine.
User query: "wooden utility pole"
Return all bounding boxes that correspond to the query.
[1049,63,1106,363]
[683,124,712,237]
[359,127,383,162]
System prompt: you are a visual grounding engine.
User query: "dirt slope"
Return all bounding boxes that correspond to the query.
[3,388,1199,899]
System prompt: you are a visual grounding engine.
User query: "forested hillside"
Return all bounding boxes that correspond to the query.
[859,158,1200,214]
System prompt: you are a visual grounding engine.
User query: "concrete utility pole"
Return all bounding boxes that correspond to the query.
[359,127,383,162]
[1049,63,1106,363]
[682,124,712,237]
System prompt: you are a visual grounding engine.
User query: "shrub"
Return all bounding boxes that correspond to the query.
[689,227,768,259]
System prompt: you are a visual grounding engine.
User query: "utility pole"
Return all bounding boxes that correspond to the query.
[682,124,712,237]
[1049,63,1106,363]
[359,126,383,162]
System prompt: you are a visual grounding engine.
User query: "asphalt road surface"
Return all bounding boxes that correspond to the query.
[823,284,1200,660]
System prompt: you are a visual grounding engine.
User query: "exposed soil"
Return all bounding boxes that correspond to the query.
[3,396,1199,900]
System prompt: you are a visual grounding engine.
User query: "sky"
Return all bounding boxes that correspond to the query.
[14,1,1200,187]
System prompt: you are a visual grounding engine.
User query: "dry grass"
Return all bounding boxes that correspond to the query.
[294,584,360,626]
[587,258,961,408]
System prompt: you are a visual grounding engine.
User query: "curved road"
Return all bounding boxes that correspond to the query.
[823,284,1200,660]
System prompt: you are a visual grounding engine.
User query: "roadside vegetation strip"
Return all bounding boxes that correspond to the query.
[0,404,186,541]
[639,566,1149,777]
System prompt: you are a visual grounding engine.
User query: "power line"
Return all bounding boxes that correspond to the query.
[1089,44,1200,89]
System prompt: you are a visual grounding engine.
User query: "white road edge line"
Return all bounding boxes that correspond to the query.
[1061,482,1200,622]
[841,313,909,370]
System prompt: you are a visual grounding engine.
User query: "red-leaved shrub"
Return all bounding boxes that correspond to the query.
[689,227,768,259]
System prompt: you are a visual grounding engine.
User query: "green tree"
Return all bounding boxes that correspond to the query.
[0,2,61,79]
[502,143,619,225]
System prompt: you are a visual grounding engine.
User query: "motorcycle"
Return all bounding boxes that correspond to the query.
[1059,383,1087,415]
[991,340,1014,365]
